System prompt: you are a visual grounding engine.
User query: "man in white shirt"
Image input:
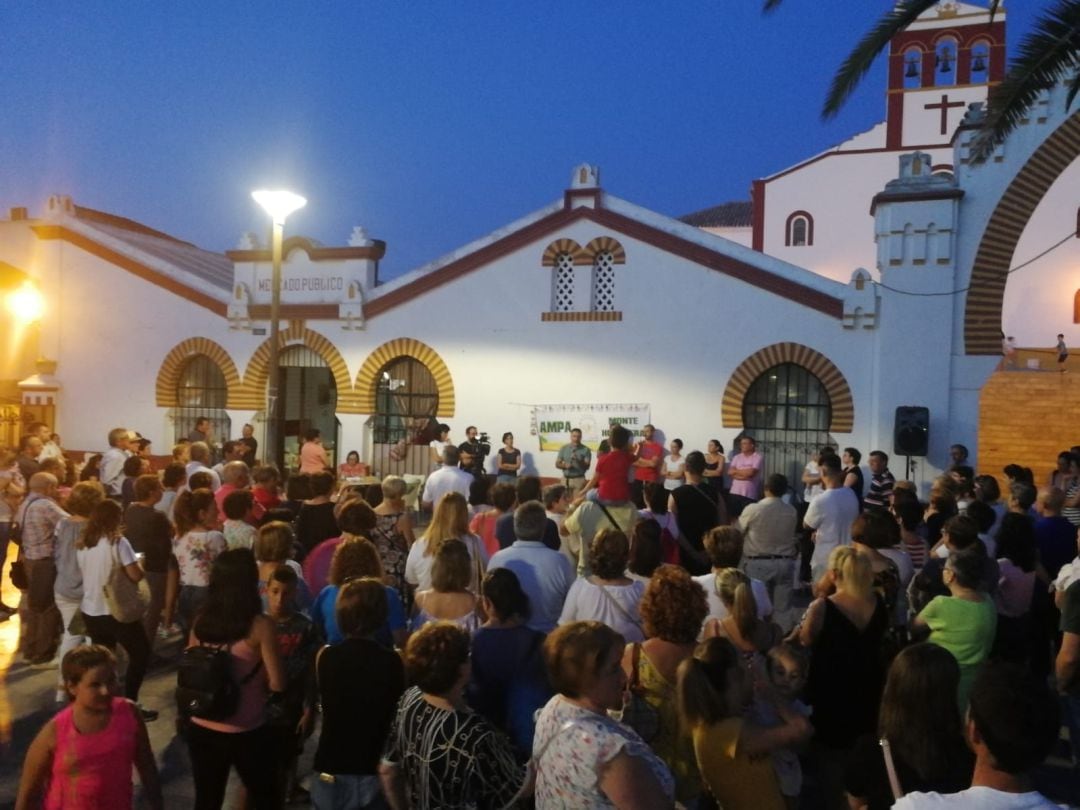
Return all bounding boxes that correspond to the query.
[804,454,860,583]
[420,445,473,512]
[738,473,798,629]
[488,501,575,633]
[893,662,1062,809]
[185,441,222,491]
[99,427,133,498]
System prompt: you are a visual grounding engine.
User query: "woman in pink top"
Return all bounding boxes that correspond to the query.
[186,548,286,809]
[298,428,330,474]
[16,645,162,810]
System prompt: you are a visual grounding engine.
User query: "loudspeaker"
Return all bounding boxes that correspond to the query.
[894,406,929,457]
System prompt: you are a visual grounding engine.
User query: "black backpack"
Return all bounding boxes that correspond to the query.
[175,644,262,720]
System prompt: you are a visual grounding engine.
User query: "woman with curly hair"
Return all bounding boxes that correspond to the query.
[621,565,709,805]
[380,622,525,809]
[311,537,407,649]
[406,491,486,593]
[559,529,646,642]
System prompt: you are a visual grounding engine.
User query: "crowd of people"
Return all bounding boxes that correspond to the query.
[7,420,1080,809]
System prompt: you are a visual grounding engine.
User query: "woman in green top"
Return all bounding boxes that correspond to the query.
[911,549,997,709]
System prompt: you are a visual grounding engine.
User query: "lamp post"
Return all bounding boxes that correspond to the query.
[251,189,306,469]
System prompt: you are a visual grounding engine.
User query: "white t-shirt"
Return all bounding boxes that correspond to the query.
[558,578,646,642]
[77,536,138,618]
[429,440,448,469]
[893,787,1063,809]
[803,461,824,502]
[693,571,773,623]
[804,486,860,568]
[662,456,686,491]
[421,465,473,509]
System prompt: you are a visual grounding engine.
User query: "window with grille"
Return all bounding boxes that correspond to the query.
[552,253,575,312]
[742,363,832,489]
[175,355,231,445]
[373,357,439,445]
[591,251,616,312]
[785,212,813,247]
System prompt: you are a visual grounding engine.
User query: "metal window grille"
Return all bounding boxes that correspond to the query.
[553,253,575,312]
[175,355,230,445]
[373,357,439,445]
[742,363,832,491]
[591,251,616,312]
[791,218,808,247]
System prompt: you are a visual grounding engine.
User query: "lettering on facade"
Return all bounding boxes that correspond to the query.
[256,277,345,293]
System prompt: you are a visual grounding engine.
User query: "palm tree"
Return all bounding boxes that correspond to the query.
[765,0,1080,160]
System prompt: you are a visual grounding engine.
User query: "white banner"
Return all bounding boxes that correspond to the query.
[532,403,651,451]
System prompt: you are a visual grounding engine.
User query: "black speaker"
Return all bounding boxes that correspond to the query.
[894,406,929,457]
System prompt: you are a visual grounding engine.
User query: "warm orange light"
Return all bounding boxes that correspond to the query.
[5,282,44,323]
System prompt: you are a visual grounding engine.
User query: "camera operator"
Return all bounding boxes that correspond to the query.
[458,425,491,479]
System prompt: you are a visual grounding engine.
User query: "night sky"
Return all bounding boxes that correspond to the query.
[1,2,1037,279]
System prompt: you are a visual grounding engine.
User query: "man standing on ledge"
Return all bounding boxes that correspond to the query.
[728,436,763,514]
[555,428,591,496]
[863,450,896,510]
[631,424,663,508]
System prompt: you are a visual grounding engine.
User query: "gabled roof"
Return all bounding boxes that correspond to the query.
[366,191,845,320]
[678,201,752,228]
[73,207,234,292]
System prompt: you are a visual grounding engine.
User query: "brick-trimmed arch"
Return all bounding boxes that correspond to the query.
[156,338,242,408]
[582,236,626,264]
[784,210,814,247]
[240,325,356,412]
[965,107,1080,355]
[722,342,854,432]
[354,338,455,417]
[541,239,585,266]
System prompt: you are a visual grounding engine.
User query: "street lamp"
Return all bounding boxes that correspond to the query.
[252,189,306,469]
[5,281,45,324]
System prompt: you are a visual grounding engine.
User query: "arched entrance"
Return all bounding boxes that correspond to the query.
[370,356,440,475]
[741,363,833,487]
[278,345,339,471]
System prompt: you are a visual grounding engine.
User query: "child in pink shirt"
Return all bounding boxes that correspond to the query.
[16,645,162,810]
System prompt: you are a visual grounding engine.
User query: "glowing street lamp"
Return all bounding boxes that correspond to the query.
[252,189,307,468]
[5,281,45,324]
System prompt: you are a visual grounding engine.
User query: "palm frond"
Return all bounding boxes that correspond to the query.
[821,0,942,120]
[968,0,1080,160]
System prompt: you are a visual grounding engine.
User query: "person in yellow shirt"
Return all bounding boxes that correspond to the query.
[677,637,811,810]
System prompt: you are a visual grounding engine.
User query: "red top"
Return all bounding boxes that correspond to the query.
[633,441,664,483]
[596,451,632,502]
[46,698,138,810]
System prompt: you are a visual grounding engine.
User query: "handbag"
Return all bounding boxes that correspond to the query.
[102,542,150,623]
[10,556,27,590]
[619,642,661,742]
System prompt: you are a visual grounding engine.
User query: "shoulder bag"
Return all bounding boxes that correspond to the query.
[102,542,150,623]
[619,642,660,742]
[595,579,644,632]
[880,737,904,800]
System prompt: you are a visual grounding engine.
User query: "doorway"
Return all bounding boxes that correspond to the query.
[277,345,339,472]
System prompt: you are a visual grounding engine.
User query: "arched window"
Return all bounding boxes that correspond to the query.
[742,363,832,485]
[175,355,230,444]
[934,37,957,87]
[968,40,990,84]
[591,250,616,312]
[552,252,575,312]
[373,357,439,445]
[903,47,923,89]
[785,211,814,247]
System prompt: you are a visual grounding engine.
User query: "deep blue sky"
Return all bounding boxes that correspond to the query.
[1,2,1036,279]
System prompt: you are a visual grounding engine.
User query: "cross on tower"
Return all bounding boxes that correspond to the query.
[924,94,966,135]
